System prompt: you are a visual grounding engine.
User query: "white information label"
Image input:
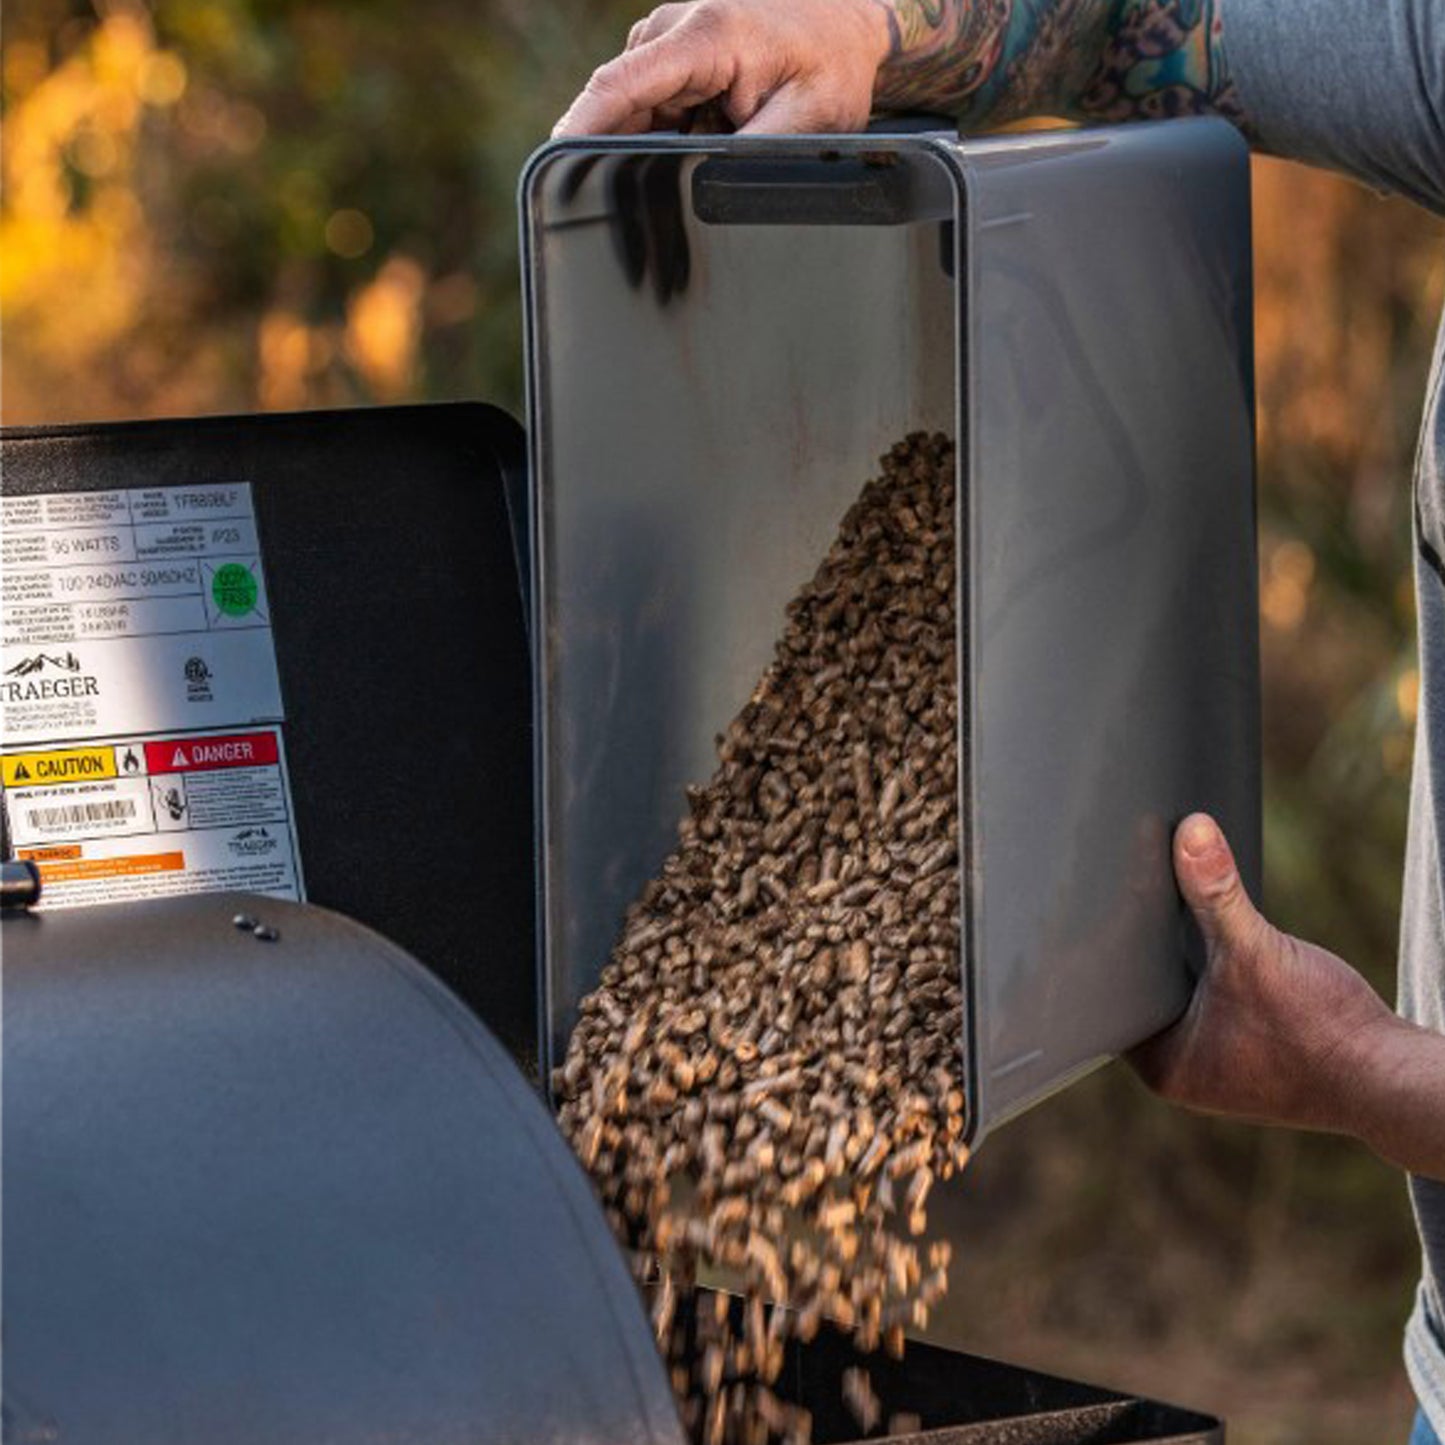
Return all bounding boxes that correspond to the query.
[1,483,282,745]
[2,483,303,910]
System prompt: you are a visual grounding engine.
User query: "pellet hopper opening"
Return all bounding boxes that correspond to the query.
[555,432,966,1442]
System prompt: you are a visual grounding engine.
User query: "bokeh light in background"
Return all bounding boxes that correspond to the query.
[3,3,1444,1442]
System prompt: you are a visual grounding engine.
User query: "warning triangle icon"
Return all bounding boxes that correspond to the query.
[13,761,31,781]
[171,747,189,769]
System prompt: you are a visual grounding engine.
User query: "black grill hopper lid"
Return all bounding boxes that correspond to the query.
[0,404,537,1062]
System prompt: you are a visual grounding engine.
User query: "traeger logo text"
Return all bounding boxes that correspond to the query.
[228,826,279,858]
[1,652,100,704]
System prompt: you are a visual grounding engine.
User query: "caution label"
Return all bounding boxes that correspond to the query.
[2,746,116,787]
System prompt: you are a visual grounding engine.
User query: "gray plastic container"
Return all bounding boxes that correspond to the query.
[522,119,1259,1145]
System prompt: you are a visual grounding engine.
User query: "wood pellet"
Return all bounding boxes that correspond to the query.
[555,432,967,1443]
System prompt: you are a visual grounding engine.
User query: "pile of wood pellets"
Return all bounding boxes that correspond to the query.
[555,432,966,1444]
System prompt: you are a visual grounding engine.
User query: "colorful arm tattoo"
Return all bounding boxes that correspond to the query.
[873,0,1245,131]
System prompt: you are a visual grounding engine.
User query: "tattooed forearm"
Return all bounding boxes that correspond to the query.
[1075,0,1244,123]
[873,0,1245,131]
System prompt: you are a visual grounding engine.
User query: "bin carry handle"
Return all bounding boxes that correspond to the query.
[691,119,958,226]
[865,112,960,134]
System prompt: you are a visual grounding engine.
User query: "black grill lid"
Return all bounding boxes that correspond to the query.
[2,892,681,1445]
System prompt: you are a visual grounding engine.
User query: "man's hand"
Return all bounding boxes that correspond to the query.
[1133,813,1445,1180]
[553,0,1244,140]
[553,0,892,138]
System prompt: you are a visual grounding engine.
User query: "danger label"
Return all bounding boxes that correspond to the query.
[145,730,280,775]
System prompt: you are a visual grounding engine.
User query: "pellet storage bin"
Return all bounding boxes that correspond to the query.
[523,118,1260,1143]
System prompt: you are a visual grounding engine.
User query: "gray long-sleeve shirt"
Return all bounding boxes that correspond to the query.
[1224,0,1445,1426]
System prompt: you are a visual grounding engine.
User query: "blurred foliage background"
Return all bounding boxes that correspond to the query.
[3,2,1443,1441]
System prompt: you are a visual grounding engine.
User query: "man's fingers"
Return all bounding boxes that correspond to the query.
[1173,813,1266,958]
[627,3,692,52]
[555,34,732,137]
[654,102,692,131]
[733,83,792,132]
[557,0,883,137]
[737,80,858,134]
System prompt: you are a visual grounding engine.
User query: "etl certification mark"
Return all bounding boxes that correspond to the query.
[211,563,258,618]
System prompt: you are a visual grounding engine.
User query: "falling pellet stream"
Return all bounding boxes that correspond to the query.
[555,432,969,1444]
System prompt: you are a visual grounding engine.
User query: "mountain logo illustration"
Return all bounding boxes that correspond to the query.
[4,652,82,677]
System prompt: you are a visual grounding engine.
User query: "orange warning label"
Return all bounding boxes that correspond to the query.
[31,851,185,882]
[17,844,83,861]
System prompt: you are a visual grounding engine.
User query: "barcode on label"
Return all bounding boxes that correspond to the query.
[24,799,137,831]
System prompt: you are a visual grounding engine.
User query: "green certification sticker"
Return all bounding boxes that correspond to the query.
[211,562,259,618]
